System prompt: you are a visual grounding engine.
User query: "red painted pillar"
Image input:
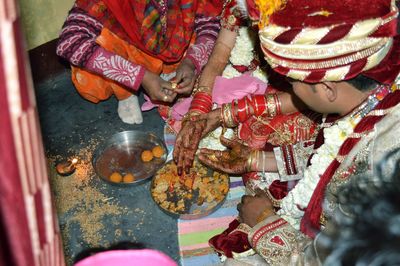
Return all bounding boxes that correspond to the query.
[0,1,64,266]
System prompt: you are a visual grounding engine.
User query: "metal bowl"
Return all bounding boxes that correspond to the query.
[150,160,229,220]
[92,131,167,186]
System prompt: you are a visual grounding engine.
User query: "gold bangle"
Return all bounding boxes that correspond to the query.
[246,150,258,172]
[182,112,200,124]
[266,94,277,117]
[246,155,252,172]
[192,85,212,95]
[256,208,274,223]
[222,103,237,128]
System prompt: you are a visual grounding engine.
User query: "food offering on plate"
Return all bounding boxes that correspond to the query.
[93,131,167,185]
[151,160,229,219]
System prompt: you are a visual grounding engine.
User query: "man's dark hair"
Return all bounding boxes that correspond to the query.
[346,75,380,92]
[321,148,400,266]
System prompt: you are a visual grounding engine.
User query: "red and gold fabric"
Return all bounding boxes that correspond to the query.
[209,219,253,259]
[238,110,319,149]
[221,0,248,32]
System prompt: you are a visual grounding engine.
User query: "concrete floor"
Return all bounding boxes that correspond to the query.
[34,69,180,265]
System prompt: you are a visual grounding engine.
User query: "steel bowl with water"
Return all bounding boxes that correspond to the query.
[92,130,167,186]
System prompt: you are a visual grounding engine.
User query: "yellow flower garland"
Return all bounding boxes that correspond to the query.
[254,0,287,27]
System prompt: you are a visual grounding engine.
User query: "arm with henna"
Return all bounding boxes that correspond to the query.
[173,28,238,175]
[198,135,278,175]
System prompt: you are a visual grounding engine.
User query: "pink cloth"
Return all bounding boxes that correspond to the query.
[75,249,177,266]
[141,73,268,120]
[212,73,268,106]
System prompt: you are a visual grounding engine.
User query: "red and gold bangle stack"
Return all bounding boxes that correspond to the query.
[236,96,251,122]
[189,86,213,114]
[221,103,237,127]
[221,93,283,127]
[274,94,282,115]
[266,94,282,117]
[233,93,283,123]
[253,95,268,116]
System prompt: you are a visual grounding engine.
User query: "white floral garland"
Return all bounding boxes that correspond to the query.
[222,27,268,83]
[276,114,362,229]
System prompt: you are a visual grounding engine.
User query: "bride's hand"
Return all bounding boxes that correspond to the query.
[198,136,252,174]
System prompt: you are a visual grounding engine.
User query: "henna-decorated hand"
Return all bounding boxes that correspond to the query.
[173,109,222,175]
[198,136,253,174]
[196,109,221,135]
[237,192,274,227]
[173,117,207,175]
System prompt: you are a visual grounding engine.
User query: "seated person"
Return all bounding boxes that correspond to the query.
[56,0,223,124]
[320,148,400,265]
[237,148,400,265]
[195,0,400,264]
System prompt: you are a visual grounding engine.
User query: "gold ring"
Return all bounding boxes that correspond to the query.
[163,95,168,101]
[171,82,178,90]
[208,154,218,161]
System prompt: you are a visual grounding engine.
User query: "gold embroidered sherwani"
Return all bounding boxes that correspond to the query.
[239,102,400,265]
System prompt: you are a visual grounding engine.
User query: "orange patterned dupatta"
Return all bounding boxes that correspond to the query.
[76,0,223,63]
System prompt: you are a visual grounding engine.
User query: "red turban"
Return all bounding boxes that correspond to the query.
[254,0,400,84]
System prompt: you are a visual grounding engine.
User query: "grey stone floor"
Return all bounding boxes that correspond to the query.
[34,69,179,265]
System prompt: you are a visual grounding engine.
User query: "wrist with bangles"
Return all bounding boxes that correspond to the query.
[192,85,212,95]
[182,111,201,125]
[189,85,212,115]
[256,207,274,224]
[246,150,268,176]
[220,103,238,128]
[246,150,259,172]
[220,94,282,127]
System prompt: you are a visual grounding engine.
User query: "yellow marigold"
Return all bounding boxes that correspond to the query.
[254,0,287,28]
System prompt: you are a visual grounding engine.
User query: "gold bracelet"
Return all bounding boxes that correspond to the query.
[222,103,237,128]
[181,112,200,125]
[266,94,277,117]
[246,150,258,172]
[192,85,212,95]
[246,152,253,172]
[256,208,274,223]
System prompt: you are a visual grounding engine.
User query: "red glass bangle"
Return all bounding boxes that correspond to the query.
[253,95,267,116]
[237,97,248,122]
[189,92,212,113]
